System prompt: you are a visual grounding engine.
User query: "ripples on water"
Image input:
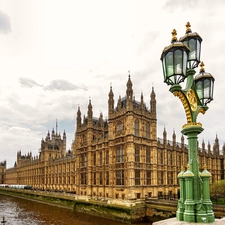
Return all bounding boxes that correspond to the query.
[0,193,152,225]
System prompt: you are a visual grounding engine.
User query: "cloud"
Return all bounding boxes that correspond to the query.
[163,0,196,11]
[0,10,11,34]
[19,77,41,88]
[44,79,88,92]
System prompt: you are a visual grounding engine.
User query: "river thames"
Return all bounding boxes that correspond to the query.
[0,193,152,225]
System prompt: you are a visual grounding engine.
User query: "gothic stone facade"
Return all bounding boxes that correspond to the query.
[3,76,225,201]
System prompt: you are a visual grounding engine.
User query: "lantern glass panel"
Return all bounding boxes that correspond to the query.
[162,57,167,81]
[197,40,201,61]
[166,51,174,77]
[203,79,210,98]
[196,80,203,99]
[183,51,187,74]
[189,39,196,60]
[174,49,182,74]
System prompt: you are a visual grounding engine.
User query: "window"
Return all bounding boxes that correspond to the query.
[135,170,140,185]
[146,147,150,163]
[99,151,102,165]
[117,122,123,133]
[158,171,164,185]
[146,171,151,185]
[146,123,150,139]
[105,150,109,164]
[168,152,172,165]
[158,191,163,198]
[135,145,140,163]
[136,193,141,199]
[134,120,139,136]
[116,170,124,185]
[106,171,109,185]
[168,172,173,185]
[80,153,86,167]
[116,146,124,163]
[99,172,103,185]
[93,153,96,166]
[177,153,181,168]
[158,151,163,165]
[93,173,96,185]
[81,173,86,185]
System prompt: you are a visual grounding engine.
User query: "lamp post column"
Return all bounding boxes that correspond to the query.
[176,168,185,221]
[182,125,203,204]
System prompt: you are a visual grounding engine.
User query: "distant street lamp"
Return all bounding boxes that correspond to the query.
[160,22,215,223]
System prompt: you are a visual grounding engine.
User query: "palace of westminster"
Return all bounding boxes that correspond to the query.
[0,75,224,201]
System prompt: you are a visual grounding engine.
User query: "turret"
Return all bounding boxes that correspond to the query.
[150,87,156,115]
[207,141,211,155]
[108,85,114,118]
[163,127,167,145]
[181,134,184,149]
[77,106,82,128]
[202,139,206,154]
[140,92,144,111]
[87,99,93,123]
[172,129,176,146]
[126,75,133,109]
[52,128,55,139]
[213,134,219,155]
[99,112,104,128]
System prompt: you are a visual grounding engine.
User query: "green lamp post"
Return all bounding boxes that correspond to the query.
[160,22,215,223]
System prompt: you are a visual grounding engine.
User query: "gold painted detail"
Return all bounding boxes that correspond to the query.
[173,91,192,124]
[186,22,192,33]
[182,122,202,129]
[203,164,207,170]
[186,89,197,111]
[171,29,177,42]
[197,107,205,116]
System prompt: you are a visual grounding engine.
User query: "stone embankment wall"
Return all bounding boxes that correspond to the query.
[1,188,225,224]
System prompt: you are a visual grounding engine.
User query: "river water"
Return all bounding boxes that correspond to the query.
[0,193,152,225]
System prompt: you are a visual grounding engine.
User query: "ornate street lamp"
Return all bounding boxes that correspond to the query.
[161,29,189,87]
[195,62,215,106]
[179,22,202,69]
[160,22,215,223]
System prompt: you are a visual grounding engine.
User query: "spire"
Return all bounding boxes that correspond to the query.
[140,92,144,110]
[126,74,133,102]
[117,95,122,110]
[163,127,167,144]
[108,84,114,117]
[213,133,219,155]
[88,98,93,119]
[77,105,81,128]
[202,139,205,153]
[150,87,156,115]
[56,119,58,135]
[172,129,176,145]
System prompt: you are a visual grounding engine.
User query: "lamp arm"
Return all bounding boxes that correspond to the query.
[183,69,196,92]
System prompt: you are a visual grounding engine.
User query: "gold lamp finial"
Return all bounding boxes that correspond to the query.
[186,22,192,34]
[187,164,190,170]
[171,29,177,43]
[203,163,207,170]
[200,61,205,72]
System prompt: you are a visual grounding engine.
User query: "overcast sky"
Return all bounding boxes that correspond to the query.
[1,0,225,168]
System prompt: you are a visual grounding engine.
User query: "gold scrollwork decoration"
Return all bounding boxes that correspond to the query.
[173,91,192,124]
[186,89,197,112]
